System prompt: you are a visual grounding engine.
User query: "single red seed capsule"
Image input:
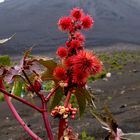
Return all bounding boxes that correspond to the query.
[73,108,77,112]
[65,119,68,123]
[65,108,70,112]
[27,85,33,92]
[65,122,68,126]
[66,41,71,47]
[34,80,42,92]
[71,115,75,119]
[51,110,56,114]
[72,111,76,115]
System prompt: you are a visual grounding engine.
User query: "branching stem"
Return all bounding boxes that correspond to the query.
[42,101,55,140]
[22,70,55,139]
[64,91,72,108]
[0,79,42,140]
[0,88,43,113]
[22,70,42,99]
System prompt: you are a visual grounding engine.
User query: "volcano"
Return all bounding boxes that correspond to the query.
[0,0,140,56]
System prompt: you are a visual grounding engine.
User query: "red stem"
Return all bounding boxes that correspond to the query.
[64,91,72,107]
[41,99,55,140]
[22,70,42,98]
[0,88,43,113]
[58,91,72,140]
[22,70,55,139]
[58,119,67,140]
[0,79,42,140]
[45,84,60,102]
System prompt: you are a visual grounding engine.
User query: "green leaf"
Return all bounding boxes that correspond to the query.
[0,55,11,66]
[34,57,57,70]
[0,93,4,101]
[81,131,87,138]
[75,88,86,116]
[43,81,54,92]
[49,86,64,111]
[41,69,54,81]
[75,88,93,116]
[80,88,92,103]
[11,77,23,97]
[35,57,57,82]
[70,94,78,108]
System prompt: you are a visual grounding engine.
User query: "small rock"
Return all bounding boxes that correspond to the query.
[6,117,9,120]
[103,78,108,81]
[131,88,136,91]
[95,89,104,93]
[133,69,139,73]
[120,104,127,108]
[120,90,125,94]
[106,72,111,78]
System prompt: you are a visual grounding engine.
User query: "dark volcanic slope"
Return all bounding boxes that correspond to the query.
[0,0,140,56]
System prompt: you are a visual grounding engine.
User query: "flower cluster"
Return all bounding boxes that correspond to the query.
[54,7,102,87]
[51,104,77,119]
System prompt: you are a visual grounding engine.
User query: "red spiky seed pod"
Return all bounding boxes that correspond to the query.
[81,15,94,29]
[70,39,81,49]
[71,7,84,20]
[53,66,67,80]
[57,47,68,58]
[74,32,85,43]
[58,16,73,32]
[72,51,103,75]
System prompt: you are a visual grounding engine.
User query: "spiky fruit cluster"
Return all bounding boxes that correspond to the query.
[58,7,93,33]
[51,104,77,119]
[54,7,103,87]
